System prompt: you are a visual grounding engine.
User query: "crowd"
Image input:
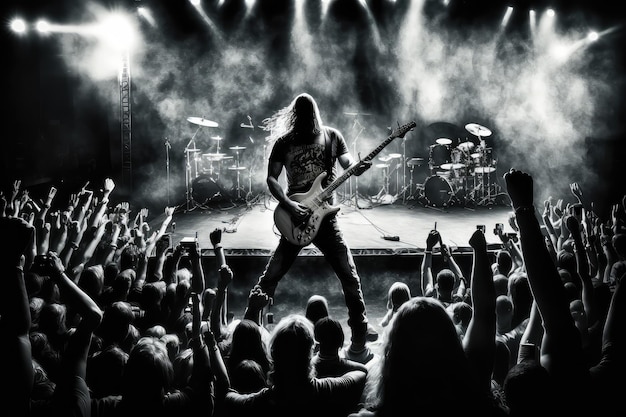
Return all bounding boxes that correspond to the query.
[1,168,625,417]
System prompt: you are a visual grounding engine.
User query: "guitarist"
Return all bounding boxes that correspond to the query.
[243,93,377,363]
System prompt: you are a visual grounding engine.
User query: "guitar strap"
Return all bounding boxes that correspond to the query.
[324,127,333,187]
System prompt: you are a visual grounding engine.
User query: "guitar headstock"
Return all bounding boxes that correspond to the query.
[391,121,417,139]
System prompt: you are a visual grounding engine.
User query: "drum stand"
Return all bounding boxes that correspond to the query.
[182,130,210,213]
[228,147,247,203]
[343,114,371,209]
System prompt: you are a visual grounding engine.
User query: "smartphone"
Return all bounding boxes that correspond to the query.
[477,225,485,232]
[573,204,583,218]
[493,223,504,235]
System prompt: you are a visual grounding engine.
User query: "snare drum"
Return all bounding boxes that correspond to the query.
[429,144,451,167]
[423,175,455,207]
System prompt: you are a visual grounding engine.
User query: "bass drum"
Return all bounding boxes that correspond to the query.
[423,175,454,207]
[192,174,222,204]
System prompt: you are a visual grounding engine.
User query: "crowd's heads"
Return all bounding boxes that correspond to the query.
[493,274,509,297]
[87,344,128,398]
[496,250,513,276]
[269,314,315,386]
[314,316,345,354]
[371,297,477,416]
[495,295,514,334]
[122,336,174,403]
[229,319,271,375]
[386,281,411,311]
[435,269,456,294]
[230,359,267,394]
[305,294,330,324]
[503,359,553,416]
[78,264,105,302]
[119,244,141,272]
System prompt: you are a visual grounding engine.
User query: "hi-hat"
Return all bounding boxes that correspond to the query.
[229,146,246,150]
[375,163,389,169]
[389,153,402,159]
[465,123,492,137]
[435,137,453,145]
[228,165,247,171]
[407,157,424,167]
[187,117,219,128]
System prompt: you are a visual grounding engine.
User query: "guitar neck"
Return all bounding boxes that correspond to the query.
[320,133,401,199]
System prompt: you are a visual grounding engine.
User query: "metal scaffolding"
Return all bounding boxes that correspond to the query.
[119,50,132,192]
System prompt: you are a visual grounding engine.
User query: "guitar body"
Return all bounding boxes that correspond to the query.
[272,120,416,247]
[273,172,340,246]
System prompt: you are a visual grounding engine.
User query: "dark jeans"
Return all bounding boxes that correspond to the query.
[256,215,369,345]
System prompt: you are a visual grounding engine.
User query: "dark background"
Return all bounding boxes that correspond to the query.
[2,0,625,218]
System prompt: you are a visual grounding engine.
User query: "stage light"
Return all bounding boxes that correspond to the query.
[587,31,599,42]
[500,6,513,29]
[35,20,50,33]
[98,13,137,49]
[546,8,555,18]
[10,18,27,34]
[137,6,157,27]
[189,0,201,6]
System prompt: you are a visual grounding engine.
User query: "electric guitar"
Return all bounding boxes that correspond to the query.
[274,121,416,246]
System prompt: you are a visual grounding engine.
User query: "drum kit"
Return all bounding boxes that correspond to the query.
[181,116,250,211]
[413,122,502,208]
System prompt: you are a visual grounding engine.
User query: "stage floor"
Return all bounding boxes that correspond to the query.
[154,194,515,256]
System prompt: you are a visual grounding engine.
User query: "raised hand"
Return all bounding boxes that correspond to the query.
[210,228,222,247]
[565,215,582,241]
[570,182,583,204]
[103,177,115,194]
[469,228,487,252]
[218,265,234,290]
[248,285,270,311]
[503,168,534,211]
[426,229,440,250]
[164,206,175,217]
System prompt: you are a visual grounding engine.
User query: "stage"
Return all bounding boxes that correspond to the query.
[149,193,515,334]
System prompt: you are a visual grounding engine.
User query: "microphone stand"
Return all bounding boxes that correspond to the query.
[165,138,171,206]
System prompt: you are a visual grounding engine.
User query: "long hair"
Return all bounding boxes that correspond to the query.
[228,319,271,376]
[262,93,323,143]
[364,297,480,417]
[122,336,174,405]
[268,314,315,388]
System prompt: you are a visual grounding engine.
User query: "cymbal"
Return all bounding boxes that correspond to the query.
[465,123,492,137]
[457,141,475,151]
[441,163,465,170]
[378,156,392,162]
[210,135,223,140]
[389,153,402,159]
[187,117,219,128]
[229,146,246,150]
[375,163,389,169]
[474,166,496,174]
[185,148,202,153]
[228,165,247,171]
[470,152,482,159]
[435,137,452,145]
